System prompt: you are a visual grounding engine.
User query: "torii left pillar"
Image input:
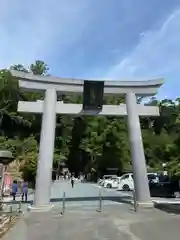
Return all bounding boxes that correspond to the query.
[29,88,57,211]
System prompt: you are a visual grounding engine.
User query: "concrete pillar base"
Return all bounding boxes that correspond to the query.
[136,201,154,208]
[130,200,154,208]
[28,204,54,212]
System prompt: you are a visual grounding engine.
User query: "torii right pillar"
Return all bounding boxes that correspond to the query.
[126,92,152,207]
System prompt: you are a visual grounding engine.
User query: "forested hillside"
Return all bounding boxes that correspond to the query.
[0,60,180,183]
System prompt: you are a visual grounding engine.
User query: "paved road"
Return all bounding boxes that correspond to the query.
[2,181,180,240]
[2,180,131,212]
[50,180,131,208]
[2,181,131,239]
[2,180,180,213]
[52,180,130,198]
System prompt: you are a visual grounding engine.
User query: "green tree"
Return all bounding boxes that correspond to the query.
[30,60,49,75]
[10,64,28,73]
[1,60,180,183]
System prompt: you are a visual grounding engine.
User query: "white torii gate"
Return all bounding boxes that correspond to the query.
[11,70,164,211]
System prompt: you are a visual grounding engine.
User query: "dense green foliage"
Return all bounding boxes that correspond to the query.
[0,60,180,182]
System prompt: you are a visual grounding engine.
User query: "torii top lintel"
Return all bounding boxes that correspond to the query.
[10,70,164,96]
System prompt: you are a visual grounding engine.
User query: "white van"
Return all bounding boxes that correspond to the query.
[117,173,159,191]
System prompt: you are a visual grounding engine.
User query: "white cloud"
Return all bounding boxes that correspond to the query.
[0,0,179,100]
[0,0,91,68]
[106,7,180,82]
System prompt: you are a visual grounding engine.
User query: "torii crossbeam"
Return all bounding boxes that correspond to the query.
[18,101,159,116]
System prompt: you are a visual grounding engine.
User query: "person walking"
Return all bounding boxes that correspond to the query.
[71,175,75,188]
[11,180,18,201]
[21,180,28,202]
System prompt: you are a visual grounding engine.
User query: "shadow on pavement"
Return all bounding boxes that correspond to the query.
[1,195,132,205]
[155,203,180,215]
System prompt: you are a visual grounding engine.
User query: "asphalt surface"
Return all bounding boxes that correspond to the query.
[2,180,131,211]
[2,181,180,240]
[2,180,180,212]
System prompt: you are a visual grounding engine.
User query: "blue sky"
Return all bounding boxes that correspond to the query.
[0,0,180,99]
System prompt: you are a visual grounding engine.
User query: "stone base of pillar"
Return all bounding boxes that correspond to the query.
[136,201,154,208]
[28,204,54,212]
[130,200,154,208]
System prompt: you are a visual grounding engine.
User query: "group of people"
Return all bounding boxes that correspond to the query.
[11,174,79,201]
[11,180,28,201]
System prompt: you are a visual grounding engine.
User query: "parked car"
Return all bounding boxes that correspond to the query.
[103,177,121,188]
[99,175,117,186]
[117,173,159,191]
[149,177,179,198]
[117,173,134,191]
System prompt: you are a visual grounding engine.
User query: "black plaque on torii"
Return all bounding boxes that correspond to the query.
[83,80,104,111]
